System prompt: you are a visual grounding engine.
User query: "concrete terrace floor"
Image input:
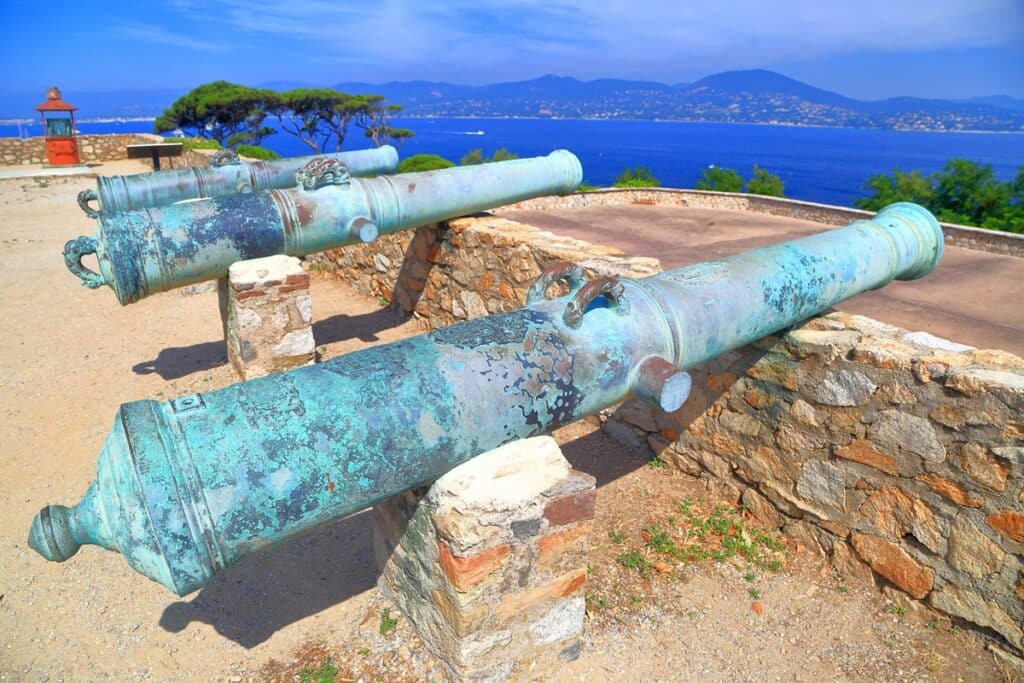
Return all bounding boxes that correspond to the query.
[499,204,1024,356]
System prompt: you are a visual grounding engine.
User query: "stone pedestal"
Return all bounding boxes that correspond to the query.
[220,255,315,380]
[374,436,596,682]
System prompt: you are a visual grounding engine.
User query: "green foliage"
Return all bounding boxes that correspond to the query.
[460,148,484,165]
[235,144,279,160]
[162,136,221,150]
[694,164,785,197]
[613,166,660,188]
[268,89,411,153]
[297,657,339,683]
[856,159,1024,234]
[608,529,627,544]
[696,166,743,192]
[154,81,276,146]
[577,182,601,192]
[379,607,398,636]
[398,154,456,173]
[745,165,785,197]
[855,168,934,210]
[617,550,653,576]
[460,147,520,166]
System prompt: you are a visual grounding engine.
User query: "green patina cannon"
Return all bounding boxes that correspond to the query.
[30,203,943,595]
[76,145,399,216]
[63,150,583,304]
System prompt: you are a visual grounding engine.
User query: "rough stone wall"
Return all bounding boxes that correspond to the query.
[602,310,1024,653]
[0,133,168,165]
[307,214,660,328]
[501,189,1024,259]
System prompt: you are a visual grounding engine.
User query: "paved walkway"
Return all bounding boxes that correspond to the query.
[500,204,1024,355]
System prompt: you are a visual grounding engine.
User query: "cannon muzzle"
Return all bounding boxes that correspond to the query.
[76,145,400,216]
[64,150,583,305]
[34,203,942,595]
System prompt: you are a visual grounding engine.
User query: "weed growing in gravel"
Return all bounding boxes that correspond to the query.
[616,499,787,579]
[617,549,653,576]
[379,608,398,636]
[298,657,339,683]
[608,530,627,544]
[648,457,668,469]
[885,604,908,616]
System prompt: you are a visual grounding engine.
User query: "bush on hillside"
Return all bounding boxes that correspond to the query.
[696,166,743,192]
[613,166,660,188]
[163,136,221,150]
[235,144,279,160]
[459,147,520,165]
[857,159,1024,233]
[398,154,456,173]
[745,165,785,197]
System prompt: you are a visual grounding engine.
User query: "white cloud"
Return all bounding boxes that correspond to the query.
[162,0,1024,82]
[114,22,226,52]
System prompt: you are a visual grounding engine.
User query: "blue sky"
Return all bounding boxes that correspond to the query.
[1,0,1022,99]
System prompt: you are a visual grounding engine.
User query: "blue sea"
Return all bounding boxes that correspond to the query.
[4,117,1022,207]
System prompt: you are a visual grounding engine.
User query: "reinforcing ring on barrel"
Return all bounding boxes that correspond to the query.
[77,189,100,218]
[296,157,351,191]
[63,235,105,289]
[563,275,628,328]
[209,149,241,167]
[526,261,586,305]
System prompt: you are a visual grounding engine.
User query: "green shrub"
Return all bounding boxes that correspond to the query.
[162,136,221,151]
[398,154,456,173]
[235,144,279,160]
[856,160,1024,234]
[745,165,785,197]
[577,182,601,192]
[459,147,520,166]
[613,166,660,188]
[696,166,743,193]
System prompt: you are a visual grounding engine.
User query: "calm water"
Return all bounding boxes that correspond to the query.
[5,117,1022,206]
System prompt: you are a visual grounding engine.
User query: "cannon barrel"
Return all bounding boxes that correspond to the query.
[63,150,583,304]
[76,145,400,216]
[31,203,943,595]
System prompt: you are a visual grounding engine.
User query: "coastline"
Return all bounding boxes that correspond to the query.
[1,115,1021,135]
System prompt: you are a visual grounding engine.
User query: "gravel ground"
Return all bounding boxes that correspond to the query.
[0,165,1015,682]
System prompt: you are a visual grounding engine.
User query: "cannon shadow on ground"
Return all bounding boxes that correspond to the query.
[159,509,382,648]
[131,307,411,380]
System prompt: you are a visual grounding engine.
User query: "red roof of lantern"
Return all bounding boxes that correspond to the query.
[34,86,77,112]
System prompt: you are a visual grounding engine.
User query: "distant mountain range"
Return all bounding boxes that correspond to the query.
[3,70,1023,132]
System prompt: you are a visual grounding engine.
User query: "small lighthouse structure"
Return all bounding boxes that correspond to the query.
[35,87,81,166]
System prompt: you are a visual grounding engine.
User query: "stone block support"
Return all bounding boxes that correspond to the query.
[220,255,315,380]
[374,436,596,682]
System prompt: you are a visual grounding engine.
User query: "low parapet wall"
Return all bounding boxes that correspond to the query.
[0,133,171,166]
[501,188,1024,259]
[310,212,1024,656]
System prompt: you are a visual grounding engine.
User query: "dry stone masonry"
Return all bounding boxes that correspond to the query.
[221,255,315,380]
[0,133,170,166]
[602,311,1024,654]
[374,436,595,682]
[307,215,659,329]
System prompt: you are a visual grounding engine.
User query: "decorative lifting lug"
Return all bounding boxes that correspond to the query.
[562,275,629,328]
[208,149,241,167]
[296,157,351,191]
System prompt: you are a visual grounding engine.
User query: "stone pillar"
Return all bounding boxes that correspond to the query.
[221,255,315,380]
[374,436,596,682]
